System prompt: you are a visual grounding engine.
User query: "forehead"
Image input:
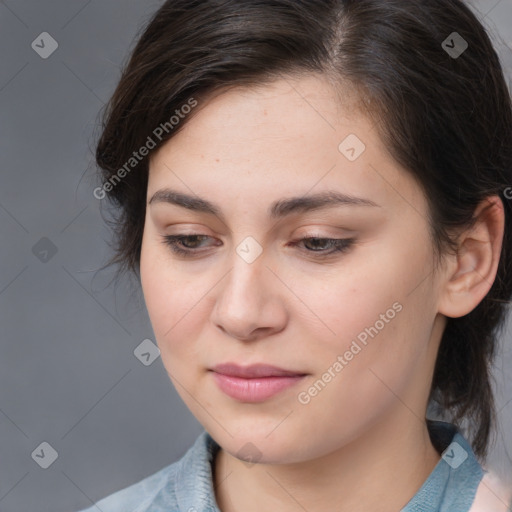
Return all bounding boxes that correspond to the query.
[150,74,365,164]
[147,74,426,219]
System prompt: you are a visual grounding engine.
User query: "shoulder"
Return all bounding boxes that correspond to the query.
[76,431,215,512]
[76,460,180,512]
[469,471,512,512]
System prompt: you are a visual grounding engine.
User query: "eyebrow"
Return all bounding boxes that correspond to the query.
[148,188,380,219]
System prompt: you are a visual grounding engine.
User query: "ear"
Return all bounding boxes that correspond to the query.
[438,196,505,319]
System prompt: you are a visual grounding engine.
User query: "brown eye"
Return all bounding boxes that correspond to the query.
[161,234,216,255]
[291,237,355,257]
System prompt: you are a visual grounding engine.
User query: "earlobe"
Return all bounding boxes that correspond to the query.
[438,196,505,319]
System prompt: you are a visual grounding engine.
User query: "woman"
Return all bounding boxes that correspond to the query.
[81,0,512,510]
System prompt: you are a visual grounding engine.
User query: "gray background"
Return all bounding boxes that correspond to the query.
[0,1,511,511]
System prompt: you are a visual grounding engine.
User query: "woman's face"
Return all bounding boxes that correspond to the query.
[140,75,447,464]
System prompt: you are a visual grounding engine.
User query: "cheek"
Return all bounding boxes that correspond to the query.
[140,238,203,360]
[289,235,435,379]
[284,252,409,351]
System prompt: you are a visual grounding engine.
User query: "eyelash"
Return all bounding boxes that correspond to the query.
[160,234,355,259]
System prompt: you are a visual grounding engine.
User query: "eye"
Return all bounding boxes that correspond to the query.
[290,236,355,257]
[161,234,217,256]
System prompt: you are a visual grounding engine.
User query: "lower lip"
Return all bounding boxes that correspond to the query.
[211,372,306,402]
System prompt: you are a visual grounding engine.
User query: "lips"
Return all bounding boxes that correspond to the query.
[210,362,306,378]
[209,363,308,402]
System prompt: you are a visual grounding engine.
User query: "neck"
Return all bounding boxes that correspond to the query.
[213,412,441,512]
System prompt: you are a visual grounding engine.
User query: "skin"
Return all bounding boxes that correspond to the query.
[139,74,504,512]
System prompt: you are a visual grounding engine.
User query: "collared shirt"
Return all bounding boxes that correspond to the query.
[78,421,512,512]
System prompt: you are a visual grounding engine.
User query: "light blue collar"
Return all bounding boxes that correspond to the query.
[174,420,483,512]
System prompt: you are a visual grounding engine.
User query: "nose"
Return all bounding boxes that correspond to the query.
[211,255,288,342]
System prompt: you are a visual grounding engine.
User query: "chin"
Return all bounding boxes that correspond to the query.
[209,422,311,465]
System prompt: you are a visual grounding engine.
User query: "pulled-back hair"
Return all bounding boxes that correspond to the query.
[94,0,512,459]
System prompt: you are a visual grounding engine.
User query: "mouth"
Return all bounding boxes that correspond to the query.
[209,363,308,402]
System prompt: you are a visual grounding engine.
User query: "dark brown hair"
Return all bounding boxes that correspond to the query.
[94,0,512,459]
